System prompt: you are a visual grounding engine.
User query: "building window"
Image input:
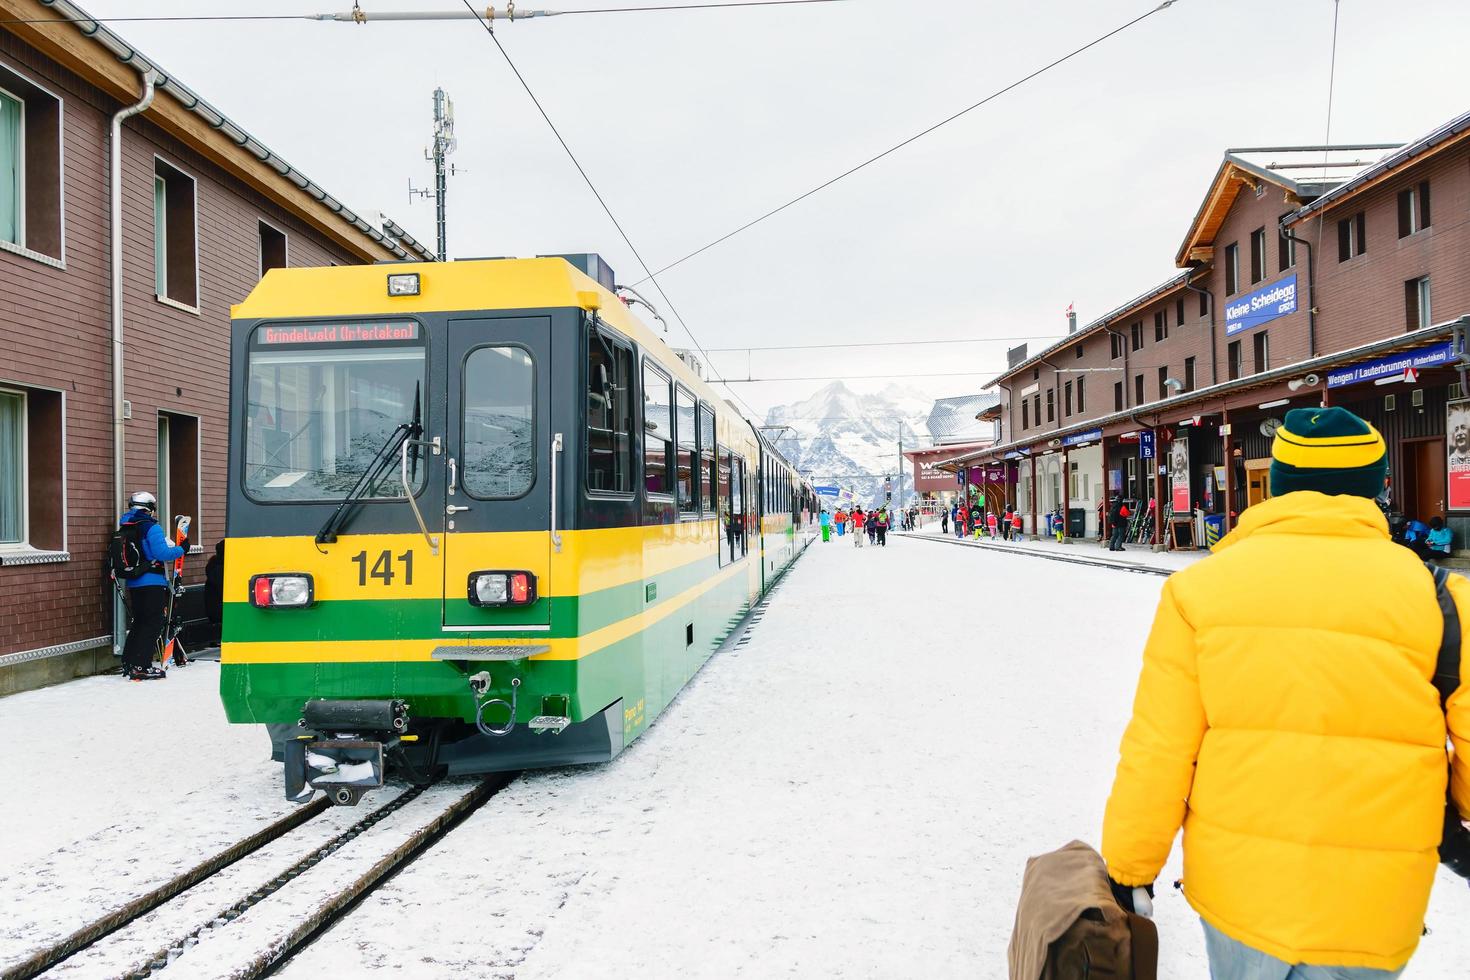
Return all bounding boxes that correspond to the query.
[1154,310,1168,343]
[1046,388,1055,423]
[1064,380,1073,416]
[258,220,287,276]
[1176,298,1185,327]
[1114,381,1124,411]
[675,385,697,513]
[1183,356,1196,393]
[0,382,65,551]
[1398,181,1431,238]
[1134,374,1144,405]
[0,68,62,259]
[156,411,200,541]
[1075,343,1084,359]
[642,362,672,496]
[154,159,199,308]
[1225,242,1239,295]
[1021,399,1029,430]
[1249,227,1267,284]
[1032,367,1040,381]
[1130,321,1143,352]
[1228,340,1243,380]
[1110,332,1124,359]
[1278,214,1296,271]
[587,328,634,494]
[1252,332,1269,374]
[1198,290,1208,318]
[1076,376,1085,413]
[1032,393,1040,426]
[1337,211,1367,262]
[1405,276,1432,331]
[1158,366,1169,400]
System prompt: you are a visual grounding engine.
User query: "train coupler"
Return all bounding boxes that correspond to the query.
[285,699,411,805]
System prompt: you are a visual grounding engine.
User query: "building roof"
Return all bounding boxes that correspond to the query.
[926,394,999,443]
[8,0,433,263]
[982,271,1191,390]
[1173,145,1396,267]
[1287,110,1470,225]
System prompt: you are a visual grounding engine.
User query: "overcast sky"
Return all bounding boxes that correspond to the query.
[80,0,1470,420]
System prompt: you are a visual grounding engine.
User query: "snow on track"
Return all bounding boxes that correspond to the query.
[276,537,1470,979]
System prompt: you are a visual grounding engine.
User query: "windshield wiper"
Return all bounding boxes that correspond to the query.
[316,384,422,546]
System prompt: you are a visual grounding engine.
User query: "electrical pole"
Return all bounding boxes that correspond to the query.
[410,87,456,261]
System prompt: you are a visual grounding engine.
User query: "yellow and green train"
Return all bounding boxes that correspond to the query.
[222,254,813,802]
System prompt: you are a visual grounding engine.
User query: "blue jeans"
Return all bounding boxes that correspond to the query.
[1202,921,1404,980]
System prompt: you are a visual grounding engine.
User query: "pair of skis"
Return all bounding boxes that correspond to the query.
[157,515,191,671]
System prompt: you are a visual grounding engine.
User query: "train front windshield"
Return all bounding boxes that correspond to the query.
[243,320,425,501]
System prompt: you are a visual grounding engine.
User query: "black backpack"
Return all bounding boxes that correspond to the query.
[108,518,159,581]
[1427,563,1470,877]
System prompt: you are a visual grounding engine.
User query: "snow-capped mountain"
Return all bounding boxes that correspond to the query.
[763,382,932,508]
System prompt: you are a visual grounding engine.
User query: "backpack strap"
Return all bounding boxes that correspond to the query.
[1428,563,1462,712]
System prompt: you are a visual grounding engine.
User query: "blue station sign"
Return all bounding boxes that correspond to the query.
[1326,342,1455,389]
[1062,428,1103,447]
[1138,430,1156,459]
[1225,274,1297,337]
[812,485,839,497]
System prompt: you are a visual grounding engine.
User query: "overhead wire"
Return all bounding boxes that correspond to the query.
[702,334,1061,353]
[630,0,1180,286]
[454,0,767,422]
[0,0,850,27]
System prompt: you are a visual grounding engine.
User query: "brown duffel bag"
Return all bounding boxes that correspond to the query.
[1007,840,1158,980]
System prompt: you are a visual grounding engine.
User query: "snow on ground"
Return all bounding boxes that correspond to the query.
[902,518,1209,572]
[277,539,1470,978]
[4,543,1468,978]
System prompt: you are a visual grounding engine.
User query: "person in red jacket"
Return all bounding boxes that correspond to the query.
[851,507,865,547]
[957,504,969,539]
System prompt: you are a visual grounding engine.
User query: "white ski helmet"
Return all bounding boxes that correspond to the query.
[128,490,158,512]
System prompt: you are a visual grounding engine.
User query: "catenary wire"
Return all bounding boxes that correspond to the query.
[0,1,851,26]
[722,370,1004,383]
[454,0,768,423]
[630,0,1179,286]
[702,334,1061,353]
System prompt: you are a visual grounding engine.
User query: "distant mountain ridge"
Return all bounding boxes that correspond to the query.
[763,381,932,508]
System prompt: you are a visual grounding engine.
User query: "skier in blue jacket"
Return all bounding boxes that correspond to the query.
[118,491,187,680]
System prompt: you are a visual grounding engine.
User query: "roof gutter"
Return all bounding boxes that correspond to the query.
[40,0,422,262]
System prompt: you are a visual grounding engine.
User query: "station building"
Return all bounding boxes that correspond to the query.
[0,0,433,693]
[902,393,997,511]
[944,110,1470,551]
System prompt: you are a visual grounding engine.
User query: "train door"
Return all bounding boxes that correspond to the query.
[442,316,554,629]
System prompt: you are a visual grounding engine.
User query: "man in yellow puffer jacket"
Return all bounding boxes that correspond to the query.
[1102,407,1470,977]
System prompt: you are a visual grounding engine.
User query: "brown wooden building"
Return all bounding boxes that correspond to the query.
[946,110,1470,551]
[0,0,433,692]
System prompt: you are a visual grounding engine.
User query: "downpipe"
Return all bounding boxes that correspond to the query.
[1182,268,1217,385]
[1279,219,1316,358]
[110,68,159,655]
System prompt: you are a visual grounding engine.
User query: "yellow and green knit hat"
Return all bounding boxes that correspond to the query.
[1269,407,1387,499]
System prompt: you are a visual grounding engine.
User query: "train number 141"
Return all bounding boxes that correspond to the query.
[350,549,414,587]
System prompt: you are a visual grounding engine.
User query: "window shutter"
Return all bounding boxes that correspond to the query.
[0,92,20,246]
[1356,212,1367,254]
[1338,219,1351,261]
[1419,181,1431,229]
[1398,190,1412,238]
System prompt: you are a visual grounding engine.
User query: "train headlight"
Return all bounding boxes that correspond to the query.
[250,573,315,608]
[469,571,536,607]
[386,272,420,296]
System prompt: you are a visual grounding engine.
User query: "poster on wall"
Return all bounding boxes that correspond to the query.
[1170,438,1191,513]
[1448,401,1470,510]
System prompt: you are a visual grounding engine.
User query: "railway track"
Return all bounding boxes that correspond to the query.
[8,776,512,980]
[899,530,1175,577]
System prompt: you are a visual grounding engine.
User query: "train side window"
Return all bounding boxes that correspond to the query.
[461,346,535,499]
[733,458,747,557]
[587,327,633,494]
[642,361,672,496]
[674,385,697,513]
[698,402,716,514]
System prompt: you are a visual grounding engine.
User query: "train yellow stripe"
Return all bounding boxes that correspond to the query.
[222,554,748,664]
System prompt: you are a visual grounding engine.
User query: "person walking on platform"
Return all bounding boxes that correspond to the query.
[941,507,949,535]
[956,503,969,539]
[1011,508,1024,542]
[819,508,831,543]
[834,507,847,537]
[114,491,187,681]
[1107,495,1130,552]
[875,507,889,547]
[852,507,865,547]
[987,510,999,540]
[1102,407,1470,980]
[867,508,879,545]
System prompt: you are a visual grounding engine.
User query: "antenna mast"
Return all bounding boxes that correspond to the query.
[410,87,456,261]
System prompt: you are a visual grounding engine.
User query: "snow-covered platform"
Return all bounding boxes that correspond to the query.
[3,539,1467,978]
[900,520,1210,574]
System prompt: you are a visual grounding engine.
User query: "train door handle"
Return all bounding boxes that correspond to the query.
[446,504,472,515]
[447,457,459,496]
